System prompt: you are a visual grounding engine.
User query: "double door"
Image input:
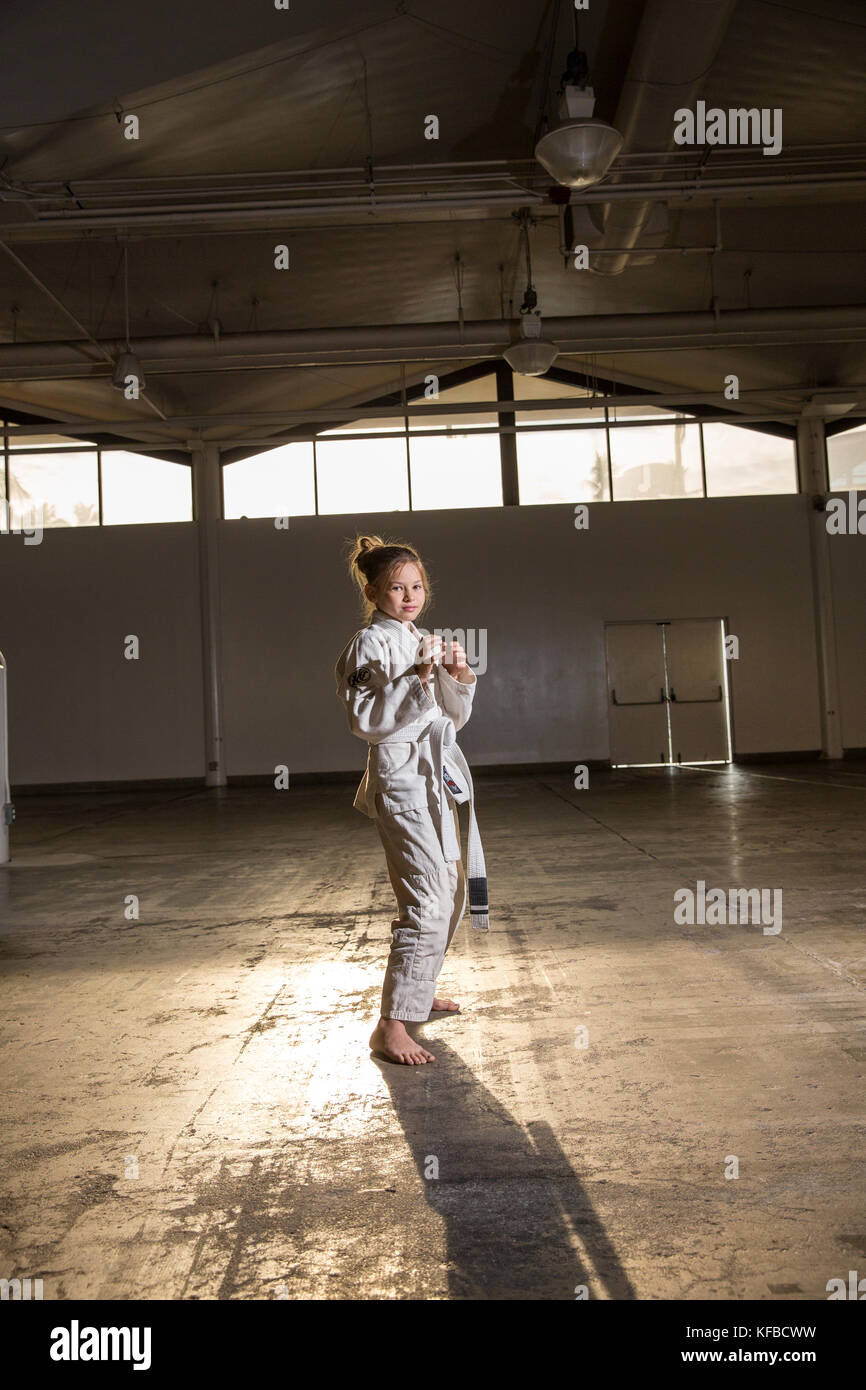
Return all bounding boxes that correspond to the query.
[605,619,731,766]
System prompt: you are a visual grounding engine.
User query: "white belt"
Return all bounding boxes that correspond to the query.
[376,716,489,931]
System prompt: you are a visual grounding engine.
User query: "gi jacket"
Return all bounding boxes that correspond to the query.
[334,607,476,821]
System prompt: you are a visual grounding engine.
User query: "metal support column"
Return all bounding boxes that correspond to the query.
[798,417,844,760]
[0,648,14,863]
[191,440,227,786]
[495,360,519,506]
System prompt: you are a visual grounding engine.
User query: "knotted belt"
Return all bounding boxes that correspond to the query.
[375,715,490,931]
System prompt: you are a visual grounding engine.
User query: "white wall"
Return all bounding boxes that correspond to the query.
[0,523,204,784]
[1,493,859,787]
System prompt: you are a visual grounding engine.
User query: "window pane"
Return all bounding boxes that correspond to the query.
[223,443,315,519]
[7,426,96,448]
[409,374,497,430]
[703,424,797,496]
[517,428,609,503]
[610,423,703,500]
[516,405,605,426]
[827,423,866,490]
[409,433,502,509]
[409,412,497,433]
[319,416,405,436]
[101,451,192,524]
[606,404,686,422]
[514,375,595,399]
[9,451,99,527]
[425,375,498,400]
[316,437,409,514]
[515,374,605,426]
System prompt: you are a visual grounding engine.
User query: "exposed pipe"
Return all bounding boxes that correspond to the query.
[5,144,865,244]
[0,238,112,363]
[0,237,168,419]
[10,171,866,236]
[591,0,739,275]
[0,305,863,379]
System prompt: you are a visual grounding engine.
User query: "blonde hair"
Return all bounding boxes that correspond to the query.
[346,533,433,623]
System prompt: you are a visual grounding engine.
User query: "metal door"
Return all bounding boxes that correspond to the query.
[605,623,669,766]
[605,620,731,766]
[666,619,730,764]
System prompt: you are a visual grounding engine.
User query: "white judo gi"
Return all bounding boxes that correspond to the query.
[334,607,489,1022]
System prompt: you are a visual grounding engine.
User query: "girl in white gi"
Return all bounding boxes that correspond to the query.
[335,535,490,1066]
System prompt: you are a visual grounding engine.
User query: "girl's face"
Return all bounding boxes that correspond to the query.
[371,562,426,623]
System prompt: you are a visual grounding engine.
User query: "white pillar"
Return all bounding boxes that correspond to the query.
[191,441,227,786]
[798,417,844,760]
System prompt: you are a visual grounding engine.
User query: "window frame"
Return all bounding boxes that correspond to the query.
[1,423,193,528]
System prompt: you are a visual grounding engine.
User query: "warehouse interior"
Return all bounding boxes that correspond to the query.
[0,0,865,1302]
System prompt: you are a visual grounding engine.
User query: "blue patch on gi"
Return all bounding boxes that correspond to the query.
[347,666,372,688]
[443,767,463,796]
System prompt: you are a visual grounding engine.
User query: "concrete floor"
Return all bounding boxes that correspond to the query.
[1,761,865,1301]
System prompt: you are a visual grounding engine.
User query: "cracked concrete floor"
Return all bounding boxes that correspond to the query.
[0,762,865,1300]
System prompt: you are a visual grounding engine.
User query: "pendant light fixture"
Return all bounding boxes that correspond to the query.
[112,242,146,392]
[534,12,622,189]
[503,213,558,377]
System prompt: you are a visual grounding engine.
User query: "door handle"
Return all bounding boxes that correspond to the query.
[611,687,667,706]
[669,685,722,703]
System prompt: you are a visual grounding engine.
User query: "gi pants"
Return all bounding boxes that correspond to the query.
[374,789,467,1022]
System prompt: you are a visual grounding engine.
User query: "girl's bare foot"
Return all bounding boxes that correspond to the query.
[369,1018,435,1064]
[432,997,460,1011]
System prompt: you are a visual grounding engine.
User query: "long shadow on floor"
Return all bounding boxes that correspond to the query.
[374,1035,635,1300]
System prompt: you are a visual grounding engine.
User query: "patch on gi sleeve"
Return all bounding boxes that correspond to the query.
[347,665,373,688]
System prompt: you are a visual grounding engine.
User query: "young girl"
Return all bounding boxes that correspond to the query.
[335,534,490,1066]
